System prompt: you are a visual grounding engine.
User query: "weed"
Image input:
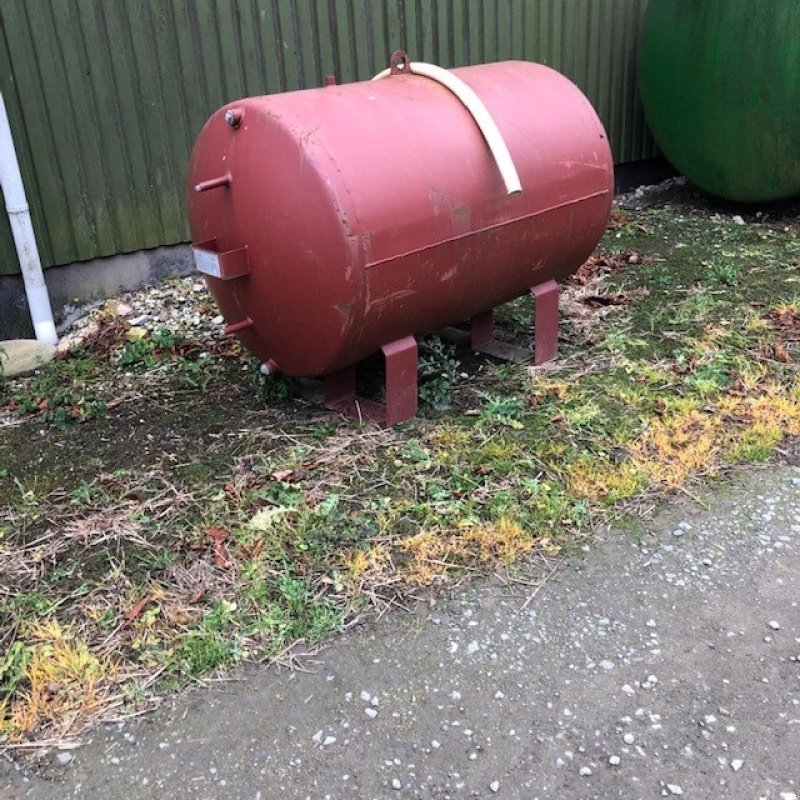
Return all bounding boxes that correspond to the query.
[253,362,293,403]
[69,481,103,505]
[0,621,119,741]
[311,422,339,440]
[478,392,526,428]
[4,355,106,426]
[174,629,232,678]
[117,328,179,368]
[418,336,460,411]
[706,258,742,287]
[0,643,31,713]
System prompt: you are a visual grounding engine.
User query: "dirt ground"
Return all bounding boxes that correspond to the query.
[4,464,798,800]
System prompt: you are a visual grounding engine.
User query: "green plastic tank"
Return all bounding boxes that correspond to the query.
[638,0,800,203]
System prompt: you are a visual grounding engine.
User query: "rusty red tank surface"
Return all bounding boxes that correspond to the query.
[188,58,613,424]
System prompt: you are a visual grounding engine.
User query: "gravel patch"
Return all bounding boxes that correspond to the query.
[5,466,799,799]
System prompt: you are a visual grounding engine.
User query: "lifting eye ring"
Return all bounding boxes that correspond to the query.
[390,50,410,76]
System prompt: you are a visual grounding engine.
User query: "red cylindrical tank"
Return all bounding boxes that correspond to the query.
[188,60,613,378]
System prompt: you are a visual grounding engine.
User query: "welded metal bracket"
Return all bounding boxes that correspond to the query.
[324,335,418,427]
[532,279,559,364]
[466,279,560,365]
[193,239,250,280]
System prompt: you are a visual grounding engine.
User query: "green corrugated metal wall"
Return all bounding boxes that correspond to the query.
[0,0,655,276]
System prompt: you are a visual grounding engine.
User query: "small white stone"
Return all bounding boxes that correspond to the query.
[780,793,798,800]
[579,766,592,776]
[609,755,621,766]
[731,759,744,772]
[494,690,506,699]
[56,751,74,765]
[312,730,323,744]
[360,690,372,701]
[431,740,441,749]
[622,684,635,696]
[769,620,781,630]
[623,733,635,745]
[391,778,402,790]
[323,736,336,746]
[600,660,615,671]
[490,781,500,793]
[365,707,378,718]
[732,215,745,225]
[667,785,683,796]
[467,640,480,655]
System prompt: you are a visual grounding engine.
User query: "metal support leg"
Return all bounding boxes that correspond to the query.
[382,335,418,426]
[532,279,559,365]
[324,364,356,408]
[470,310,494,347]
[323,336,418,427]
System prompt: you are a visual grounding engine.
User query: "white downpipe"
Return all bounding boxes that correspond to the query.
[372,60,523,196]
[0,92,57,345]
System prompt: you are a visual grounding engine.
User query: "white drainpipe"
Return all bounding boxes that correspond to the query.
[0,92,57,345]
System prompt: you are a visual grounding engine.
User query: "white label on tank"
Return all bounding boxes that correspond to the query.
[193,247,222,278]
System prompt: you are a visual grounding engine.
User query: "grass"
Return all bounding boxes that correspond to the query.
[1,190,799,753]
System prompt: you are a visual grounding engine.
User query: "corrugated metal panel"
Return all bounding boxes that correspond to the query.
[0,0,655,276]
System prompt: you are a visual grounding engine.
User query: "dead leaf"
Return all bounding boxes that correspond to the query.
[271,469,295,482]
[124,595,151,623]
[775,342,791,362]
[245,537,265,559]
[187,588,205,604]
[204,527,230,568]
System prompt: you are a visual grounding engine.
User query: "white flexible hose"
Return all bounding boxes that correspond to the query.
[372,61,522,196]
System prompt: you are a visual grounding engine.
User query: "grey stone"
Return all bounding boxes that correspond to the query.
[0,338,55,377]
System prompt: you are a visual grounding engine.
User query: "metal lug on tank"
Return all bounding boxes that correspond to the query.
[194,173,232,193]
[224,108,243,128]
[324,75,337,87]
[259,359,279,376]
[389,50,410,76]
[223,317,254,335]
